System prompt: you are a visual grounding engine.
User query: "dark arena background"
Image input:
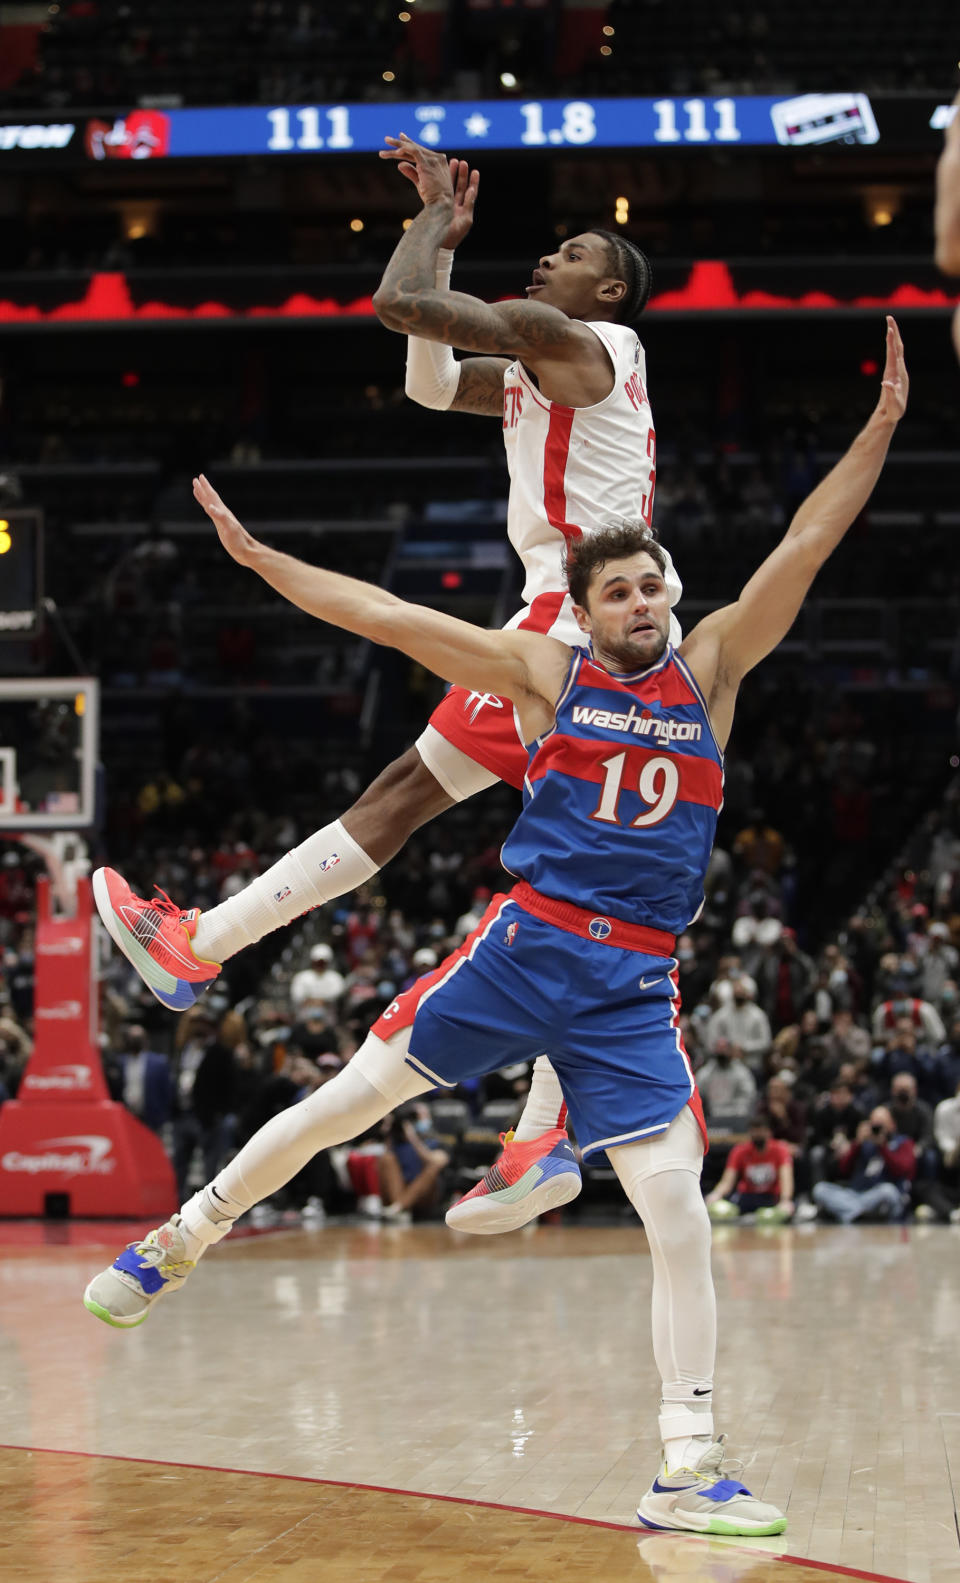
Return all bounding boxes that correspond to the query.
[1,6,959,1581]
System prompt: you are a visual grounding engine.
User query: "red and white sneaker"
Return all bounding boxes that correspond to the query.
[92,866,221,1012]
[445,1126,581,1235]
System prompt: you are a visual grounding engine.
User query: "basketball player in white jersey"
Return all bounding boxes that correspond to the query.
[934,88,960,360]
[92,134,679,1233]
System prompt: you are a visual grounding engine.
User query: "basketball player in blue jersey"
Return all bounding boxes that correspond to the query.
[84,319,907,1538]
[92,132,677,1234]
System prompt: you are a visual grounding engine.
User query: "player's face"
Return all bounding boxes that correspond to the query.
[575,551,671,671]
[525,232,619,319]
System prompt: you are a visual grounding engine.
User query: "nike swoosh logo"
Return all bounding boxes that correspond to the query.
[638,976,665,991]
[693,1386,712,1396]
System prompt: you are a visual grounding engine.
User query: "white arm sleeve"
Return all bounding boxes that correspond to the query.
[404,249,462,410]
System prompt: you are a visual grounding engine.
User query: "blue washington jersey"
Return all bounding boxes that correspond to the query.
[501,646,724,934]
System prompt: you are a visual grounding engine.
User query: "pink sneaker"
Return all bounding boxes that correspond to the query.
[445,1126,581,1235]
[93,866,220,1012]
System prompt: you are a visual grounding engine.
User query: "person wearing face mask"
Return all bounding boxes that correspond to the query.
[705,975,771,1069]
[705,1115,794,1222]
[695,1038,757,1124]
[920,923,958,1005]
[378,1102,451,1225]
[674,932,712,1009]
[884,1072,935,1175]
[811,1106,915,1224]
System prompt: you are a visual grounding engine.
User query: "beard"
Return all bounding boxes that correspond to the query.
[600,623,669,672]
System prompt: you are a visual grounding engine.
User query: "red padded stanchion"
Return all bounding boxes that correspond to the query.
[0,876,177,1216]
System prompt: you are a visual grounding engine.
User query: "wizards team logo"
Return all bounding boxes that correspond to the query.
[85,110,171,161]
[588,917,612,940]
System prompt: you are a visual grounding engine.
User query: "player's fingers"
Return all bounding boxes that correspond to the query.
[397,161,420,184]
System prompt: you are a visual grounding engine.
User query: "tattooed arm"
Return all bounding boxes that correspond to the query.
[449,358,512,415]
[373,134,596,368]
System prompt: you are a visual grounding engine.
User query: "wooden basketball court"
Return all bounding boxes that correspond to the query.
[1,1219,957,1582]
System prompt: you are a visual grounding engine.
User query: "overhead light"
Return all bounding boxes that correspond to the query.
[500,71,517,88]
[554,223,567,237]
[399,10,411,19]
[602,24,614,35]
[382,69,395,82]
[600,45,612,56]
[402,218,414,230]
[350,218,364,232]
[615,196,629,225]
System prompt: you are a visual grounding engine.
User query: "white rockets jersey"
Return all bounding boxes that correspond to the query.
[500,319,682,647]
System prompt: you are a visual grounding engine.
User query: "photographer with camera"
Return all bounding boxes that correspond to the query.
[811,1105,915,1224]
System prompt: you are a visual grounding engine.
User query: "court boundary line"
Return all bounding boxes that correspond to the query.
[0,1441,911,1582]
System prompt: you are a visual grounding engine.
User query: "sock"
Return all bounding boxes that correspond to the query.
[192,819,379,962]
[178,1184,246,1259]
[513,1055,568,1140]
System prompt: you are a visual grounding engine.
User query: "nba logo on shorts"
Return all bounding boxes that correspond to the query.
[319,853,341,872]
[588,917,612,940]
[504,921,519,946]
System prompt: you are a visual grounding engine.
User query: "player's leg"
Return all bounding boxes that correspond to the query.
[92,735,490,1012]
[83,1029,431,1328]
[609,1114,785,1536]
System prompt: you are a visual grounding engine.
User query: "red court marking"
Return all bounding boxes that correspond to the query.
[3,262,957,325]
[0,1443,913,1582]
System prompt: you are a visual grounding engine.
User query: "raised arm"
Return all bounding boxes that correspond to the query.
[398,159,511,418]
[681,318,907,746]
[193,476,570,728]
[933,92,960,362]
[934,93,960,275]
[373,134,597,366]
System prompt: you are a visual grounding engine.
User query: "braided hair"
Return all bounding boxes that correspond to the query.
[589,229,653,324]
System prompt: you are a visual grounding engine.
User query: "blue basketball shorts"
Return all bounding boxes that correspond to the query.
[369,890,706,1159]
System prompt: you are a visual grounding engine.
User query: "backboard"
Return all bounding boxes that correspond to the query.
[0,677,99,831]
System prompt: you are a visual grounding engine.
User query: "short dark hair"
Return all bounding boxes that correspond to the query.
[589,229,653,323]
[564,521,666,608]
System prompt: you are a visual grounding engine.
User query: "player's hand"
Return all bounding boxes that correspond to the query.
[193,474,261,568]
[875,316,908,424]
[434,157,479,249]
[380,132,456,215]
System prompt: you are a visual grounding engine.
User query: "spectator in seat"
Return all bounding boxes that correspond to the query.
[871,1016,936,1095]
[931,1013,960,1104]
[823,1007,871,1071]
[885,1071,935,1173]
[378,1103,451,1224]
[872,987,946,1049]
[696,1038,757,1121]
[114,1023,175,1133]
[922,1079,960,1223]
[812,1106,915,1223]
[705,1113,794,1221]
[753,925,815,1029]
[290,942,345,1014]
[755,1074,807,1152]
[806,1078,865,1191]
[920,921,958,1005]
[706,974,772,1067]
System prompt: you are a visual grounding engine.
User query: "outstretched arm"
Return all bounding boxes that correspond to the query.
[193,476,570,718]
[934,93,960,362]
[373,134,595,364]
[935,93,960,274]
[682,318,907,744]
